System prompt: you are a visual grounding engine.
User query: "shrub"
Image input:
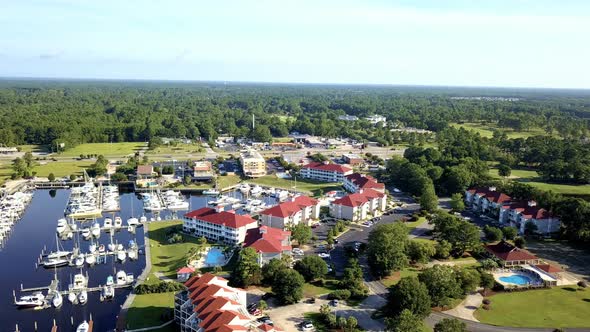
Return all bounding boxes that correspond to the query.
[482,298,491,305]
[327,289,351,300]
[578,281,587,288]
[482,304,491,310]
[134,281,184,294]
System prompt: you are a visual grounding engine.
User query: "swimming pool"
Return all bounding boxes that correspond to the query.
[204,247,225,266]
[499,274,532,285]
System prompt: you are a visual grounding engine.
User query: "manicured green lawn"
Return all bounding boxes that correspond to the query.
[488,168,539,179]
[403,217,428,230]
[245,175,341,197]
[32,160,94,177]
[524,181,590,196]
[18,144,48,153]
[58,142,145,157]
[146,143,203,155]
[450,122,548,139]
[126,292,176,330]
[475,286,590,328]
[217,174,241,189]
[381,267,422,287]
[0,163,13,184]
[302,279,341,297]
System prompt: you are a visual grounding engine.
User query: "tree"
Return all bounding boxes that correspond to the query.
[251,124,273,142]
[345,316,358,332]
[257,299,268,311]
[524,221,538,236]
[480,272,495,296]
[12,157,27,178]
[272,269,304,304]
[434,318,467,332]
[418,265,462,307]
[498,164,512,179]
[386,309,423,332]
[23,152,34,168]
[455,267,481,295]
[514,236,526,248]
[291,223,312,245]
[502,226,518,240]
[407,240,436,264]
[449,193,465,212]
[294,255,328,282]
[341,258,367,297]
[229,247,261,288]
[419,183,438,212]
[386,276,431,319]
[48,173,56,182]
[262,258,288,285]
[484,225,503,242]
[367,223,409,277]
[432,212,480,256]
[111,172,128,181]
[435,240,452,259]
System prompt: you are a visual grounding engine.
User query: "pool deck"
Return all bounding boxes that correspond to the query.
[194,246,229,269]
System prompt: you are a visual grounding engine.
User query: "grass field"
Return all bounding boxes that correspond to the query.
[217,174,241,189]
[381,267,422,287]
[146,143,203,156]
[488,168,539,179]
[58,142,145,157]
[18,144,48,153]
[450,122,548,139]
[302,279,341,297]
[126,292,176,330]
[489,167,590,197]
[32,160,93,178]
[245,175,341,197]
[0,164,13,184]
[475,286,590,328]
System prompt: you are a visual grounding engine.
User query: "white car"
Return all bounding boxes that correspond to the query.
[318,253,330,259]
[292,248,304,255]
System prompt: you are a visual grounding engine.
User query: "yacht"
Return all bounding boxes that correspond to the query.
[69,273,88,291]
[106,275,114,286]
[116,270,129,285]
[68,292,77,303]
[114,216,123,228]
[52,291,63,308]
[139,215,147,223]
[81,228,91,239]
[102,284,114,300]
[117,250,126,262]
[85,253,96,265]
[78,290,88,305]
[43,257,69,268]
[98,244,105,253]
[103,218,113,229]
[15,292,45,308]
[76,321,90,332]
[74,254,85,267]
[56,218,68,234]
[239,184,251,193]
[91,223,100,237]
[250,185,263,196]
[88,243,97,253]
[127,217,139,226]
[202,189,220,195]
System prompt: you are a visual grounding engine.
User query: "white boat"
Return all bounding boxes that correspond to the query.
[127,225,135,233]
[114,216,123,228]
[98,244,105,253]
[106,275,114,286]
[102,284,114,300]
[81,228,91,239]
[88,243,97,253]
[239,184,251,193]
[68,292,76,303]
[202,189,220,195]
[117,250,126,262]
[46,250,71,260]
[15,292,45,308]
[103,218,113,228]
[76,321,89,332]
[78,290,87,305]
[128,249,137,260]
[91,223,100,237]
[52,291,63,308]
[116,270,128,285]
[85,254,96,265]
[43,257,69,268]
[250,185,263,196]
[70,273,88,290]
[56,218,68,234]
[139,216,147,223]
[126,273,134,284]
[127,217,139,226]
[74,254,85,267]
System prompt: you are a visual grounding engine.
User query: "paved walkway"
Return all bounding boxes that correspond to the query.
[442,291,483,321]
[116,224,152,331]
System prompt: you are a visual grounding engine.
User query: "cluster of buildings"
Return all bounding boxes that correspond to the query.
[338,114,387,127]
[465,186,561,235]
[174,273,283,332]
[239,149,266,178]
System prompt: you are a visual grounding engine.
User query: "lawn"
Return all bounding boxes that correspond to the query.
[126,292,176,330]
[58,142,145,157]
[304,312,329,332]
[488,168,539,179]
[403,217,428,230]
[0,163,13,184]
[489,167,590,197]
[245,175,342,197]
[146,142,204,156]
[475,286,590,328]
[450,122,548,139]
[302,279,341,297]
[32,160,94,178]
[18,144,48,153]
[217,174,241,189]
[381,267,422,287]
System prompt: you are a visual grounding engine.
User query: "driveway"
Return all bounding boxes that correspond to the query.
[525,240,590,282]
[267,295,386,332]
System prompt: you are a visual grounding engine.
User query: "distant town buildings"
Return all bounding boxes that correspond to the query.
[193,161,214,181]
[0,147,18,154]
[259,195,321,229]
[365,115,387,126]
[330,189,387,221]
[239,149,266,178]
[343,173,385,193]
[183,207,259,245]
[465,187,561,234]
[341,153,364,166]
[338,115,359,121]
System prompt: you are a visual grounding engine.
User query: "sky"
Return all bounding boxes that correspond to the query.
[1,0,590,88]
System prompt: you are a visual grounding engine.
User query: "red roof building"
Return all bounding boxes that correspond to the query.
[175,273,250,332]
[343,173,385,193]
[177,266,196,282]
[184,207,258,245]
[259,195,320,229]
[485,241,540,266]
[299,161,353,183]
[330,189,387,222]
[244,226,292,266]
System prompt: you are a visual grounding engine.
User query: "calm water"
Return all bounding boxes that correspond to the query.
[0,188,276,332]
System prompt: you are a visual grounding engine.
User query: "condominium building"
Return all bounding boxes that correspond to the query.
[299,161,353,183]
[174,273,251,332]
[240,149,266,178]
[343,173,385,193]
[330,189,387,221]
[183,207,258,245]
[259,195,321,229]
[193,161,214,181]
[244,225,292,266]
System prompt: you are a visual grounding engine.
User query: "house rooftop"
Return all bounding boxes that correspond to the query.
[259,195,318,218]
[185,208,257,229]
[302,161,352,174]
[485,241,538,262]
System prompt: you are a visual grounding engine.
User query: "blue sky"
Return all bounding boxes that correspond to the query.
[1,0,589,88]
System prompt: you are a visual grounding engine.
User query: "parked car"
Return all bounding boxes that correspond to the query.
[300,321,314,331]
[330,299,339,306]
[292,248,304,255]
[306,297,316,304]
[318,253,330,259]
